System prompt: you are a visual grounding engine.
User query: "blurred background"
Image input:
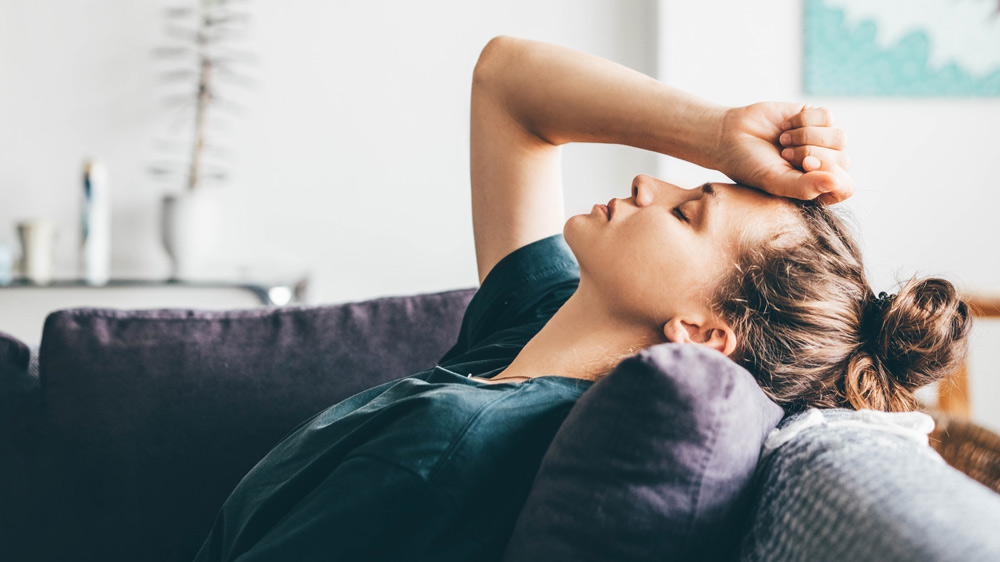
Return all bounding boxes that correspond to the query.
[1,0,998,428]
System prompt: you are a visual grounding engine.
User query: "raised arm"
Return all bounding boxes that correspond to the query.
[470,35,851,283]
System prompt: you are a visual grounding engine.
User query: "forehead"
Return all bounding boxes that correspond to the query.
[710,183,800,242]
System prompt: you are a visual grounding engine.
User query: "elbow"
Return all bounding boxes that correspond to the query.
[472,35,518,91]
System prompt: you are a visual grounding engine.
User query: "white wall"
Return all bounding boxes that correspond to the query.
[659,0,1000,294]
[0,0,659,303]
[3,0,997,430]
[658,0,1000,432]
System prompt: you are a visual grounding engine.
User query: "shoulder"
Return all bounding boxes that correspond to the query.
[440,235,579,363]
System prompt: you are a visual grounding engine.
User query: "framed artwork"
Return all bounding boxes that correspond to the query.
[804,0,1000,96]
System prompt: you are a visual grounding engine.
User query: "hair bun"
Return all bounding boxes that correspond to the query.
[862,291,894,331]
[866,278,971,391]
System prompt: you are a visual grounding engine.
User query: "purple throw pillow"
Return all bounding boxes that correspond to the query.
[502,343,785,562]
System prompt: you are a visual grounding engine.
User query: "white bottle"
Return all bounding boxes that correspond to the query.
[81,159,110,285]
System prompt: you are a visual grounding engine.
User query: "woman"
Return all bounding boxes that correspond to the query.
[195,36,970,561]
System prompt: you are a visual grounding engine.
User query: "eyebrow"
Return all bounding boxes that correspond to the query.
[700,183,717,197]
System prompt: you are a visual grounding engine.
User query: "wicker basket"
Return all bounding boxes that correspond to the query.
[927,410,1000,495]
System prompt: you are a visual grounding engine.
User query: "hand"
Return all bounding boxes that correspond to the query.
[716,103,854,205]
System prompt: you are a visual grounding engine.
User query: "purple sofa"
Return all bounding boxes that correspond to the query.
[1,289,475,561]
[3,288,1000,562]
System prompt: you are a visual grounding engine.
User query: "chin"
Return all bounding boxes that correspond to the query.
[562,215,586,254]
[562,215,593,273]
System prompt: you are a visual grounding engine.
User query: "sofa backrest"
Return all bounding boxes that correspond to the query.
[0,288,474,562]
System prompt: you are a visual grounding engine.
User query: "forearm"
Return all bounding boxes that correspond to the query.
[473,36,728,169]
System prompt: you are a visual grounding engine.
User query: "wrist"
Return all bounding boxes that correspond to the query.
[694,104,730,171]
[644,95,729,170]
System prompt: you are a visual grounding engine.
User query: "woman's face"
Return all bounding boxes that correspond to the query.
[564,174,798,329]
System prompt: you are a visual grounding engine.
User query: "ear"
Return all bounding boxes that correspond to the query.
[662,317,738,357]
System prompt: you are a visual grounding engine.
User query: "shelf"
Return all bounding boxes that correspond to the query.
[0,276,309,344]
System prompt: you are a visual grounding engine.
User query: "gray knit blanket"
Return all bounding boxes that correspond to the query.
[738,408,1000,562]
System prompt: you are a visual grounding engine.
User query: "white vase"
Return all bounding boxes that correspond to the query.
[17,219,58,285]
[161,190,220,280]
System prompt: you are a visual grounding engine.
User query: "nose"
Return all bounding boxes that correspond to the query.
[631,174,654,207]
[631,174,681,207]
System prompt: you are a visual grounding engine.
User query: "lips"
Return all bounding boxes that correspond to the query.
[606,198,617,220]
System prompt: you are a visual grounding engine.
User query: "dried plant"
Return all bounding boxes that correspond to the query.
[150,0,257,191]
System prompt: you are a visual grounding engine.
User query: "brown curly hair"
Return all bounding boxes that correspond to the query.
[713,201,972,414]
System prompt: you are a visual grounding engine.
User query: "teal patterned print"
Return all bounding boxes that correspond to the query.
[804,0,1000,96]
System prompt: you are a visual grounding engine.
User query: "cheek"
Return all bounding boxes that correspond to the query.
[611,222,725,313]
[592,218,685,293]
[567,211,714,296]
[618,215,682,269]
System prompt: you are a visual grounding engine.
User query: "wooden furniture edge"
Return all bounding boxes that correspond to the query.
[937,293,1000,417]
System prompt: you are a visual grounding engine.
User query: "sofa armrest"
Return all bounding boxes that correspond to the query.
[0,331,36,414]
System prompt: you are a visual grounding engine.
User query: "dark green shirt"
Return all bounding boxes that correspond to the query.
[195,235,590,562]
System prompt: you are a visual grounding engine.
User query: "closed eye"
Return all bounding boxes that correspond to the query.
[672,207,689,223]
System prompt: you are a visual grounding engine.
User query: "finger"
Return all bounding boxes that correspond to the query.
[780,145,851,172]
[763,159,855,202]
[812,165,856,204]
[799,155,855,203]
[764,167,831,200]
[781,106,834,130]
[779,126,847,150]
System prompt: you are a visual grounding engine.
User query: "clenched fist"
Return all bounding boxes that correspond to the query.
[716,102,854,205]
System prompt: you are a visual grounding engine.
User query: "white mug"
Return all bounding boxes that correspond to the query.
[17,219,58,284]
